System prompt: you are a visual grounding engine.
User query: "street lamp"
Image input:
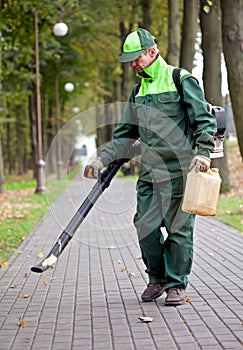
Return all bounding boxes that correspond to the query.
[55,77,74,179]
[64,82,75,92]
[53,22,68,37]
[34,9,68,193]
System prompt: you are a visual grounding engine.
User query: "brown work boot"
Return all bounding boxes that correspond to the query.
[141,283,167,302]
[165,288,185,306]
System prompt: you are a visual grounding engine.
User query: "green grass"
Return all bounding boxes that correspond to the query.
[0,195,47,262]
[216,196,243,232]
[5,180,37,190]
[0,169,79,263]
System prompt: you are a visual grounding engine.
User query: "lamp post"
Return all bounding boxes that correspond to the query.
[55,74,74,180]
[55,73,63,180]
[34,10,68,193]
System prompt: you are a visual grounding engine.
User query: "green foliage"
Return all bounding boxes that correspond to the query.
[0,0,170,180]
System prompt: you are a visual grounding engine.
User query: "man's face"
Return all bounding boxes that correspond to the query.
[130,50,153,73]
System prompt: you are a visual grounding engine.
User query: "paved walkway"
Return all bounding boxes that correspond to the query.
[0,174,242,350]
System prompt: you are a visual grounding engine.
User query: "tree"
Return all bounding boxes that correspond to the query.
[166,0,180,66]
[0,134,4,193]
[180,0,200,71]
[221,0,243,161]
[200,0,230,192]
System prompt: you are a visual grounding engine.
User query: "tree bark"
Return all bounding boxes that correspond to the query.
[29,94,37,178]
[119,21,134,102]
[200,0,230,192]
[180,0,200,71]
[166,0,180,66]
[0,133,5,193]
[221,0,243,161]
[141,0,151,29]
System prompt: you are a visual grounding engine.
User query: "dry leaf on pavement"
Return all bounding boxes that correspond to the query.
[185,295,191,302]
[128,272,135,277]
[138,316,153,323]
[19,317,27,328]
[22,294,30,299]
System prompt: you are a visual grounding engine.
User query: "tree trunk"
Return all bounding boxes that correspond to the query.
[221,0,243,161]
[200,0,230,192]
[119,21,134,101]
[6,102,15,174]
[0,133,5,193]
[200,1,222,104]
[180,0,200,71]
[141,0,151,29]
[29,94,37,178]
[16,106,24,175]
[166,0,180,66]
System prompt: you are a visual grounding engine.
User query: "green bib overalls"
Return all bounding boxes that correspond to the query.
[101,56,217,289]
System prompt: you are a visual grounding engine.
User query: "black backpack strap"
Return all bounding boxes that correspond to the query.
[134,81,141,95]
[172,68,183,100]
[173,68,191,135]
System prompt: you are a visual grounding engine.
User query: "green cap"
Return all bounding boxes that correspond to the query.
[119,28,157,63]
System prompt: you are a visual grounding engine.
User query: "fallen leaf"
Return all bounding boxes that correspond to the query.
[19,317,27,328]
[135,256,142,260]
[22,294,30,299]
[1,261,8,267]
[107,245,115,249]
[37,252,43,258]
[128,272,135,277]
[118,259,122,265]
[10,285,17,289]
[185,295,191,302]
[120,267,127,272]
[138,316,153,323]
[43,279,48,286]
[208,252,214,257]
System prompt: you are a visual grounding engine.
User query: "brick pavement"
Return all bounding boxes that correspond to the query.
[0,175,242,350]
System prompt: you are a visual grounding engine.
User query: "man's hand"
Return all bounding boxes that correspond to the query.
[86,157,104,179]
[190,155,211,172]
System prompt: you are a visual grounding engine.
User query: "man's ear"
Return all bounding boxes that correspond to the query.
[149,47,157,58]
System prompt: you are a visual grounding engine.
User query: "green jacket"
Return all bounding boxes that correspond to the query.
[101,55,217,182]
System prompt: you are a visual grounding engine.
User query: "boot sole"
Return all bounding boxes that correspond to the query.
[141,291,163,302]
[164,299,185,306]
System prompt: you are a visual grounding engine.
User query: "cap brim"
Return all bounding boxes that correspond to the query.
[118,49,144,63]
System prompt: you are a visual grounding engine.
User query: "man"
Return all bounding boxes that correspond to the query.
[88,28,217,305]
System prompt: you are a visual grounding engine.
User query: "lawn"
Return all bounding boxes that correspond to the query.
[0,169,79,263]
